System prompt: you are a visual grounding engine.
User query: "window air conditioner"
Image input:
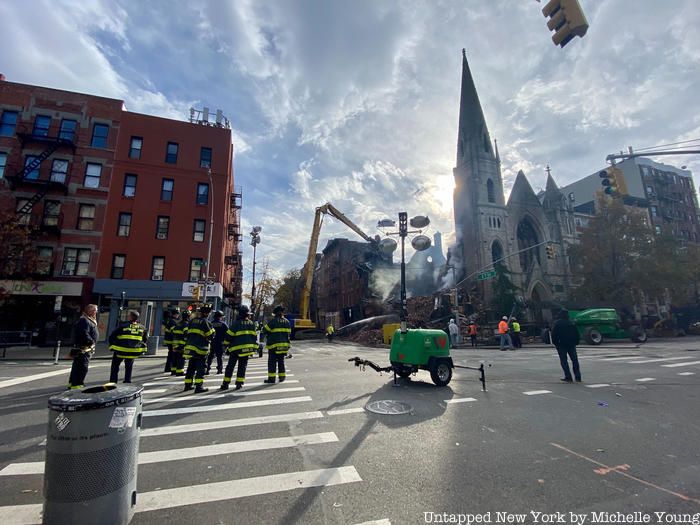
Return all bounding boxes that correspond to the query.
[152,275,163,281]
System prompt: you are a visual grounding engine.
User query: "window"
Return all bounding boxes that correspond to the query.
[129,137,143,159]
[91,123,109,148]
[189,258,204,281]
[117,212,132,237]
[156,216,170,239]
[43,200,61,227]
[50,159,68,183]
[111,254,126,279]
[655,225,662,235]
[62,248,90,276]
[24,155,40,179]
[200,147,212,168]
[192,219,206,242]
[33,115,51,137]
[196,183,209,205]
[165,142,178,163]
[161,178,174,201]
[0,152,6,179]
[36,247,53,275]
[59,119,77,142]
[77,204,95,231]
[123,174,137,197]
[487,179,495,203]
[151,256,165,280]
[651,205,658,217]
[84,163,101,188]
[16,199,30,225]
[0,110,18,136]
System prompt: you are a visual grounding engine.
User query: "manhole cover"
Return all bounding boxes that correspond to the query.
[365,400,413,415]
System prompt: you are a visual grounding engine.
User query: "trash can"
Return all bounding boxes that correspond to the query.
[43,384,143,525]
[146,335,160,356]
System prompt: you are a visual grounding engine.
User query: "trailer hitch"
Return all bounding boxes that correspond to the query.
[453,363,490,391]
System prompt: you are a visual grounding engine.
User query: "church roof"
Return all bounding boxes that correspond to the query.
[542,173,565,208]
[456,49,492,162]
[507,170,542,209]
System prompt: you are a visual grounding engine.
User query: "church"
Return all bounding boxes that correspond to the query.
[452,50,576,323]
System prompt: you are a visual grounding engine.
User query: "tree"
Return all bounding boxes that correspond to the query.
[244,260,281,319]
[273,268,302,310]
[0,205,40,279]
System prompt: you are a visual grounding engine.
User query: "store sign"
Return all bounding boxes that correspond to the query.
[0,280,83,296]
[181,282,223,299]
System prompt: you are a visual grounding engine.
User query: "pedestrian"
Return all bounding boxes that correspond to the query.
[551,310,582,383]
[183,304,215,393]
[448,319,459,347]
[326,323,335,342]
[263,305,292,383]
[511,317,522,348]
[108,310,147,384]
[498,315,513,351]
[206,310,228,375]
[163,308,180,375]
[220,305,257,390]
[67,304,99,389]
[468,321,479,347]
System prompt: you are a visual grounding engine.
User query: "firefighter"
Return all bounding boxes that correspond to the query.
[183,304,215,393]
[108,310,148,383]
[206,310,227,375]
[263,305,292,383]
[163,308,180,375]
[171,309,191,376]
[220,305,257,390]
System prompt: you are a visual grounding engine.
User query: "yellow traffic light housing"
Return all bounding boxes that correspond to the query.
[192,285,201,301]
[598,166,628,197]
[542,0,589,48]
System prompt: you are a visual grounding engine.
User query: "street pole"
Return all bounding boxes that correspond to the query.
[250,226,261,317]
[203,168,214,305]
[399,212,408,333]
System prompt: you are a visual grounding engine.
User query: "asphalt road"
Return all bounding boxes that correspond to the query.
[0,338,699,525]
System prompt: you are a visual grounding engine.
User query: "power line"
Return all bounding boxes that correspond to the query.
[635,138,700,152]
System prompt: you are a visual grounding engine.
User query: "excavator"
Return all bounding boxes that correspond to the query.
[295,203,378,331]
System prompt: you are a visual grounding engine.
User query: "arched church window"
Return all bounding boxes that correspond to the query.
[491,240,503,264]
[488,217,493,228]
[487,179,495,203]
[497,218,501,229]
[517,217,541,271]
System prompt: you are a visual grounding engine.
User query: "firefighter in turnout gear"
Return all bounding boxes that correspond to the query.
[171,310,191,376]
[108,310,148,383]
[206,310,228,375]
[163,308,181,375]
[183,304,215,393]
[263,305,292,383]
[220,305,257,390]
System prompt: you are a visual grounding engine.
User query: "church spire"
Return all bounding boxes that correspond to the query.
[494,138,500,163]
[456,48,493,165]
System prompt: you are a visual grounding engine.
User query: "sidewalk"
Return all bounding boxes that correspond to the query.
[0,341,169,361]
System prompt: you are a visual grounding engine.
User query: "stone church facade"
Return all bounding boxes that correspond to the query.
[452,50,576,322]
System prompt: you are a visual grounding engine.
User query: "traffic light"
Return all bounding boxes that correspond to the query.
[542,0,589,48]
[546,244,556,259]
[598,166,627,197]
[192,285,201,301]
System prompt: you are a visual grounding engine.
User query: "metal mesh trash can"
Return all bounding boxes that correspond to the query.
[43,384,143,525]
[146,335,160,356]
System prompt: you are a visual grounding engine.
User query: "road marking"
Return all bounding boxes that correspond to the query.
[353,520,392,525]
[145,386,305,404]
[446,397,478,404]
[0,364,109,389]
[326,407,365,415]
[141,411,325,437]
[142,374,296,386]
[1,432,339,476]
[635,378,655,382]
[662,360,700,368]
[626,356,696,364]
[0,467,362,524]
[585,384,610,389]
[677,372,695,376]
[143,389,167,394]
[143,396,312,417]
[598,356,644,362]
[523,390,551,395]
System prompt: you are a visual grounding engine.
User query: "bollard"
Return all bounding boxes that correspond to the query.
[53,340,61,365]
[43,384,143,525]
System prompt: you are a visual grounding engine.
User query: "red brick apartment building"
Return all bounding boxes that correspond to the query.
[0,76,242,343]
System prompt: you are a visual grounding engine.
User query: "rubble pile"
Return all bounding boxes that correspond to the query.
[407,296,435,327]
[346,328,384,346]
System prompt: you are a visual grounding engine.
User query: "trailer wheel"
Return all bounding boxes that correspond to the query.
[629,326,647,343]
[430,359,452,387]
[584,327,603,345]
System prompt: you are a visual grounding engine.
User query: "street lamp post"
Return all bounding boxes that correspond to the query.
[202,168,214,305]
[250,226,261,316]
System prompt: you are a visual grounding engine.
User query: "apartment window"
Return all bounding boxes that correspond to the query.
[129,137,143,159]
[165,142,178,164]
[77,204,95,231]
[655,225,662,235]
[161,179,174,201]
[123,174,137,197]
[111,254,126,279]
[24,155,40,180]
[151,256,165,280]
[16,199,30,225]
[193,219,206,242]
[0,110,18,136]
[189,258,204,281]
[37,247,53,275]
[91,123,109,148]
[156,216,170,239]
[0,152,6,179]
[43,200,61,227]
[117,212,132,237]
[651,206,658,217]
[84,163,101,188]
[62,248,90,276]
[200,147,212,168]
[33,115,51,137]
[196,183,209,205]
[59,119,77,142]
[50,159,68,183]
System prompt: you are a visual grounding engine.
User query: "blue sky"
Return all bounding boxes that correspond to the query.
[2,0,699,291]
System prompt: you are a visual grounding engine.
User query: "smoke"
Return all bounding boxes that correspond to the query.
[370,266,400,302]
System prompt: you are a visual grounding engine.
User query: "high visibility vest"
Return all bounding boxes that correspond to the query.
[264,316,292,354]
[326,325,334,335]
[224,318,258,357]
[109,322,147,359]
[468,324,478,336]
[512,321,521,333]
[184,317,214,356]
[498,321,509,334]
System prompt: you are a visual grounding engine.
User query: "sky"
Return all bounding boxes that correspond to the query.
[2,0,699,291]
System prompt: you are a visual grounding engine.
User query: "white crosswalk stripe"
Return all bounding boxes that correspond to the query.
[662,360,700,368]
[145,386,305,404]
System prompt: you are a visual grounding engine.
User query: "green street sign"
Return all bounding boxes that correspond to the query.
[477,269,497,281]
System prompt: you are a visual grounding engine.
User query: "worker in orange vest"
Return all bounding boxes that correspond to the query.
[468,321,479,347]
[498,316,513,351]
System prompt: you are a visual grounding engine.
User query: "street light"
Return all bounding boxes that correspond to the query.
[250,226,262,317]
[202,168,215,305]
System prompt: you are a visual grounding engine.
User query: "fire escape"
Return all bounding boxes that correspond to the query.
[224,186,244,305]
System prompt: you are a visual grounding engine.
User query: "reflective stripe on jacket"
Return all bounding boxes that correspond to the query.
[184,317,214,356]
[109,322,147,358]
[171,318,190,349]
[264,316,292,353]
[224,318,258,357]
[163,318,178,345]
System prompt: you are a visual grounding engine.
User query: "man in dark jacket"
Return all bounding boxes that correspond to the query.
[206,310,228,375]
[551,310,582,383]
[220,305,257,390]
[68,304,99,389]
[263,305,292,383]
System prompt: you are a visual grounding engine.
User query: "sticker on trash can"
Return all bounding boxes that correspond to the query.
[109,407,137,430]
[55,413,70,432]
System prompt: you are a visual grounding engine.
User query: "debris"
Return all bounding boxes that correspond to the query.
[537,479,545,484]
[615,392,622,397]
[596,449,605,453]
[333,503,343,508]
[456,442,460,446]
[21,489,33,493]
[597,401,608,407]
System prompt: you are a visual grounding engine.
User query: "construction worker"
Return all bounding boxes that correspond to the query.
[108,310,147,383]
[220,305,257,390]
[468,321,479,348]
[326,323,335,342]
[183,304,215,393]
[171,309,191,376]
[498,316,513,351]
[163,308,180,375]
[206,310,228,375]
[67,304,99,389]
[263,305,292,383]
[511,317,522,348]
